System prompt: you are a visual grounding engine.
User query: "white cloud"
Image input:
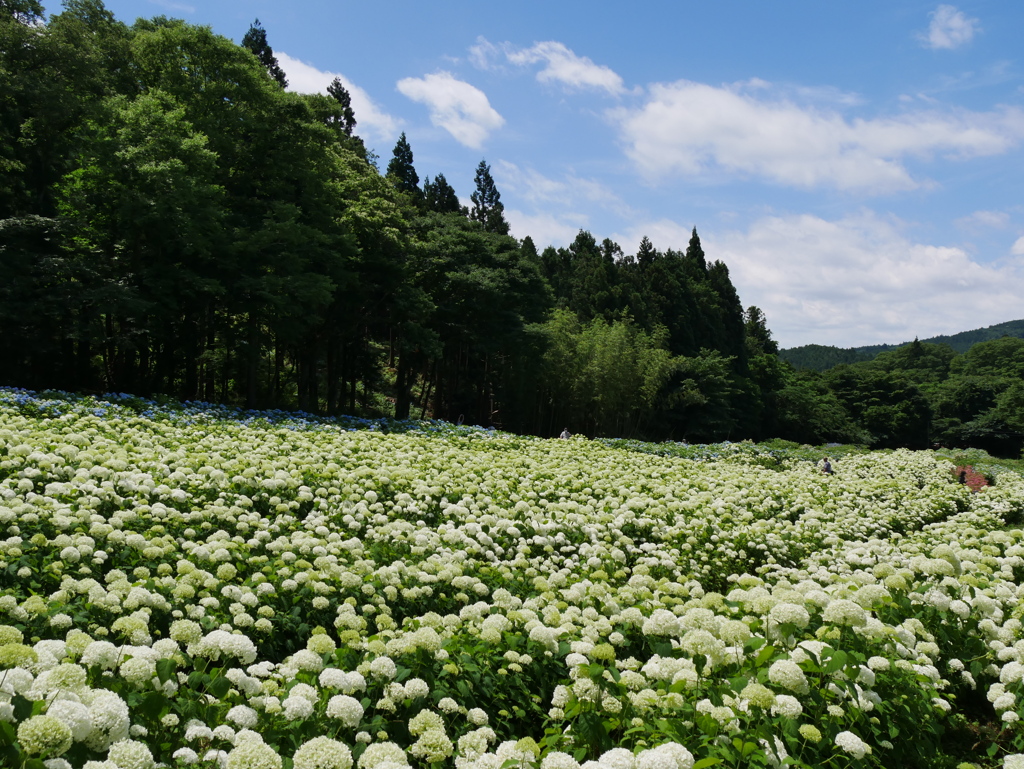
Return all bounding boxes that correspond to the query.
[495,161,623,208]
[470,37,625,96]
[494,162,631,248]
[922,5,980,50]
[612,80,1024,192]
[505,41,625,95]
[505,209,589,248]
[276,52,399,142]
[468,37,502,71]
[705,211,1024,348]
[396,72,504,149]
[955,210,1010,230]
[1012,236,1024,256]
[609,219,696,258]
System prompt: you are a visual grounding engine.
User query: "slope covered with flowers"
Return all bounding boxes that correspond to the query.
[1,389,1024,769]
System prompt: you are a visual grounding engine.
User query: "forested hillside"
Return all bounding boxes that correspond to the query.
[2,1,1023,456]
[781,318,1024,370]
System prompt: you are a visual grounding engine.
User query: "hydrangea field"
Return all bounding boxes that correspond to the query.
[3,389,1024,769]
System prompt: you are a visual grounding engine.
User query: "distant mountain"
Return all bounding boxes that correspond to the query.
[780,319,1024,371]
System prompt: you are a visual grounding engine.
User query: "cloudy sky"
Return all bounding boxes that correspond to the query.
[98,0,1024,349]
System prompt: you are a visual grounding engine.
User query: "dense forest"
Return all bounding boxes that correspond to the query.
[782,318,1024,370]
[2,1,1023,456]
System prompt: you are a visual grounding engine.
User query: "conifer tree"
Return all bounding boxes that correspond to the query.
[241,19,287,88]
[685,226,706,271]
[423,173,461,214]
[470,159,509,235]
[326,77,355,136]
[386,132,420,196]
[636,235,656,266]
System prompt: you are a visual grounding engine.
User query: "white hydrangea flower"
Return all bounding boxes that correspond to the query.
[45,699,93,742]
[636,742,694,769]
[326,695,364,728]
[834,731,871,759]
[540,751,580,769]
[107,738,155,769]
[767,659,809,695]
[17,715,73,757]
[225,739,282,769]
[226,705,259,730]
[357,741,410,769]
[369,656,397,680]
[293,737,353,769]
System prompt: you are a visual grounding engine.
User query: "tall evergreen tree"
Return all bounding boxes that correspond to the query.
[326,77,355,136]
[636,235,656,266]
[386,132,420,196]
[685,226,706,271]
[423,173,461,214]
[241,19,287,88]
[470,159,509,235]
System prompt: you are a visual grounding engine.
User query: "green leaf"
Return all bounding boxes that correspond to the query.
[744,637,766,652]
[12,694,33,721]
[138,691,168,721]
[209,675,231,699]
[156,658,176,684]
[0,746,19,768]
[822,649,848,674]
[753,644,776,667]
[692,759,723,769]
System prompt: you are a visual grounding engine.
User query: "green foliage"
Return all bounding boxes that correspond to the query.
[386,132,421,197]
[240,18,288,87]
[537,309,678,437]
[423,173,461,214]
[469,160,509,235]
[824,366,931,449]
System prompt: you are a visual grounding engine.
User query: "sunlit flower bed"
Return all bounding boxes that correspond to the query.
[2,388,1024,769]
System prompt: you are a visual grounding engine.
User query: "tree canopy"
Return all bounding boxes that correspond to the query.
[3,2,1022,455]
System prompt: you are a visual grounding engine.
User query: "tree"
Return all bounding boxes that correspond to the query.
[636,236,656,267]
[950,336,1024,380]
[661,349,737,441]
[469,160,509,235]
[386,132,420,196]
[744,306,778,357]
[774,370,868,445]
[870,339,956,387]
[411,210,550,426]
[824,366,931,449]
[241,18,287,88]
[685,227,706,272]
[423,173,461,214]
[326,77,355,136]
[538,309,678,437]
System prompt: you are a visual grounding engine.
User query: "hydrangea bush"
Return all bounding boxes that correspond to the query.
[1,388,1024,768]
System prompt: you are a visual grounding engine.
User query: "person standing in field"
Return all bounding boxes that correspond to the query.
[822,457,834,475]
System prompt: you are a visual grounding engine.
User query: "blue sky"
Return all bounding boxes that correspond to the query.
[95,0,1024,349]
